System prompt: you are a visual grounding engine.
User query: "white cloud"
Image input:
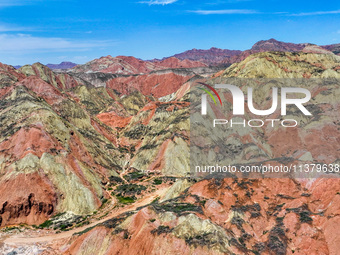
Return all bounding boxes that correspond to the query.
[0,34,117,52]
[139,0,178,5]
[189,9,257,15]
[0,0,62,8]
[289,10,340,16]
[205,0,253,4]
[0,23,32,32]
[0,1,19,7]
[0,0,36,7]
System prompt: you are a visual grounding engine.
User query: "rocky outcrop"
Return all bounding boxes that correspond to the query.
[0,173,55,226]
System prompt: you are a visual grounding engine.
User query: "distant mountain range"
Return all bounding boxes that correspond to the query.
[46,61,78,69]
[157,47,242,66]
[14,61,78,70]
[66,39,340,74]
[163,38,340,66]
[12,39,340,74]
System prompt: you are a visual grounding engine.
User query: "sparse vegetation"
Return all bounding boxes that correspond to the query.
[75,226,95,236]
[115,184,147,196]
[151,225,172,235]
[117,196,135,204]
[153,202,202,215]
[109,176,124,184]
[153,178,163,185]
[39,220,53,229]
[2,226,21,232]
[299,211,313,223]
[124,171,145,181]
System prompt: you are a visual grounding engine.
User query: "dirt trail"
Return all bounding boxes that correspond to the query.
[2,187,167,245]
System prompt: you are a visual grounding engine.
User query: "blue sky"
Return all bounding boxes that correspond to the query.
[0,0,339,65]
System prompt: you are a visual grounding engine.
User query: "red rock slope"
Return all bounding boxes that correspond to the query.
[71,55,206,75]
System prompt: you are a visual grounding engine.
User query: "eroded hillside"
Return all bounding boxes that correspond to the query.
[0,50,340,255]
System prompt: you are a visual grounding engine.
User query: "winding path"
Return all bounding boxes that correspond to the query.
[2,187,167,245]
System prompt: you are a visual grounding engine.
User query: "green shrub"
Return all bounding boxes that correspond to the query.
[115,184,146,196]
[117,196,135,204]
[124,172,145,181]
[39,220,52,229]
[153,203,202,215]
[153,178,163,185]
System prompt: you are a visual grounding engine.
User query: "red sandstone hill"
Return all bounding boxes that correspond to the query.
[106,70,194,98]
[70,55,206,75]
